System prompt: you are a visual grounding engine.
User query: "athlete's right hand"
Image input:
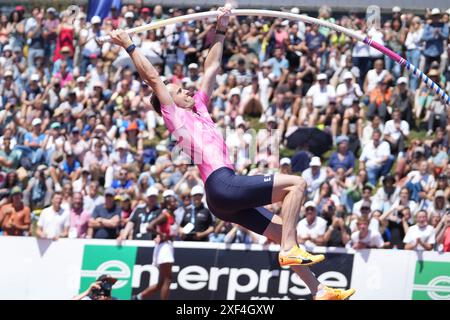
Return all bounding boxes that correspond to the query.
[109,29,133,48]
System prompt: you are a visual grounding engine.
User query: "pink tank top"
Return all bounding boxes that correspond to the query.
[161,91,234,182]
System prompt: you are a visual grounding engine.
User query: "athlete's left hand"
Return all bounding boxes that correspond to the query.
[217,6,231,31]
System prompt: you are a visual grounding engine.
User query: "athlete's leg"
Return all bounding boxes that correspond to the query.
[262,214,320,296]
[139,263,172,300]
[271,173,306,251]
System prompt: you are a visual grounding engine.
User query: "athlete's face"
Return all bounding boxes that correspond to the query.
[167,84,195,110]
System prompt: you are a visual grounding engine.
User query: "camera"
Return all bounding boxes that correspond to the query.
[88,275,116,300]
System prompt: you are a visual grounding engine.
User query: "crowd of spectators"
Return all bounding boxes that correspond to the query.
[0,3,449,252]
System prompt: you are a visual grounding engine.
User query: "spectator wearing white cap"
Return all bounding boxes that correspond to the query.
[79,15,105,75]
[336,71,363,108]
[179,185,214,241]
[279,157,292,174]
[18,118,46,167]
[306,73,336,113]
[117,186,162,241]
[302,156,327,199]
[296,201,327,247]
[422,8,449,72]
[182,63,202,88]
[0,70,20,110]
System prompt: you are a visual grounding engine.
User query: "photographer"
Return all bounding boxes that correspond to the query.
[72,274,117,300]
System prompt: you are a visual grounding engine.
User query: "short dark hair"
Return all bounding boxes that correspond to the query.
[150,93,162,116]
[149,80,170,116]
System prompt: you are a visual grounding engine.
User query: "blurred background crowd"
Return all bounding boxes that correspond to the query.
[0,2,449,252]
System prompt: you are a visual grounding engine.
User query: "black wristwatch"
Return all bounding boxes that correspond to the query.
[126,43,136,54]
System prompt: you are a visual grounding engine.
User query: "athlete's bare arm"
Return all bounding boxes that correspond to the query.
[200,6,231,97]
[109,29,173,106]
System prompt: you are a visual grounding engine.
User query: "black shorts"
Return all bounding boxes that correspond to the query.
[205,167,275,235]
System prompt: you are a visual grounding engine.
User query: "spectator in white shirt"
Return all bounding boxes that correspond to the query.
[302,156,327,200]
[359,129,394,186]
[306,73,336,114]
[383,109,410,155]
[336,72,363,108]
[347,216,384,249]
[36,192,70,240]
[296,201,327,247]
[404,210,436,251]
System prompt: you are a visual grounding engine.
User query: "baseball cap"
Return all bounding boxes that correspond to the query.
[104,188,116,196]
[190,185,204,196]
[304,201,316,210]
[343,71,353,80]
[336,135,349,145]
[163,189,176,198]
[262,61,272,68]
[91,15,101,24]
[446,8,450,15]
[32,118,42,126]
[431,8,441,15]
[31,74,40,82]
[392,6,401,13]
[10,186,22,196]
[267,116,277,124]
[280,157,291,166]
[82,166,90,174]
[317,73,327,81]
[125,11,134,19]
[76,76,86,83]
[60,46,71,53]
[4,70,13,78]
[96,274,117,284]
[3,45,12,52]
[71,126,80,133]
[397,77,408,85]
[46,7,56,14]
[116,140,129,150]
[228,87,241,98]
[188,63,199,69]
[145,187,159,198]
[141,7,151,13]
[309,156,321,167]
[120,194,131,201]
[50,122,61,129]
[290,7,300,14]
[435,190,445,198]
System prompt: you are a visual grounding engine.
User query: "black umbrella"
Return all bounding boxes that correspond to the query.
[286,127,333,156]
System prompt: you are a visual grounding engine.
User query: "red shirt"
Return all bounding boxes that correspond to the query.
[444,227,450,252]
[157,210,175,238]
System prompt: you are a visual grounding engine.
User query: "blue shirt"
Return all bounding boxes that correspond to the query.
[328,151,355,172]
[91,203,121,239]
[266,57,289,79]
[422,23,449,57]
[111,179,133,190]
[24,132,46,149]
[62,160,81,174]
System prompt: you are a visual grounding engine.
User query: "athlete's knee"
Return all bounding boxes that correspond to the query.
[292,176,307,194]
